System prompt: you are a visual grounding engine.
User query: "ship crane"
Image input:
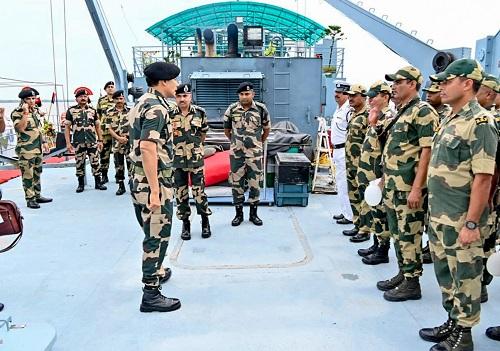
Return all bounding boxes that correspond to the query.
[323,0,471,80]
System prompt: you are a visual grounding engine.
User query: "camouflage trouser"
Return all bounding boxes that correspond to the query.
[99,134,113,175]
[371,190,390,244]
[174,167,212,220]
[130,171,174,288]
[75,143,101,177]
[428,221,485,328]
[385,189,426,278]
[482,211,497,286]
[347,168,371,232]
[230,155,262,206]
[113,148,131,182]
[18,153,42,201]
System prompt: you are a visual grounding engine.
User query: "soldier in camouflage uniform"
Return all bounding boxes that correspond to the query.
[357,81,393,265]
[107,90,131,196]
[12,88,52,209]
[475,74,500,304]
[421,81,452,264]
[485,78,500,343]
[419,59,497,351]
[96,81,116,184]
[343,84,370,242]
[423,82,452,122]
[224,82,271,226]
[64,87,107,192]
[128,62,181,313]
[377,66,439,302]
[172,84,212,240]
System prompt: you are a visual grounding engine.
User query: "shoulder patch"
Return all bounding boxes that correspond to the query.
[193,105,206,114]
[475,116,489,125]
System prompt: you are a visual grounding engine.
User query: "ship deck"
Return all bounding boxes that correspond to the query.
[0,165,499,351]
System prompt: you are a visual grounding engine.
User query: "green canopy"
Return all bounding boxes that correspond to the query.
[146,1,325,46]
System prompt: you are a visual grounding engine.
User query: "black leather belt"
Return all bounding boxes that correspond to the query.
[333,143,345,149]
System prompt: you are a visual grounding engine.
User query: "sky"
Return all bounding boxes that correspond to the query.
[0,0,498,108]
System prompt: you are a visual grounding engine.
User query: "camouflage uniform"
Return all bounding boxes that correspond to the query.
[436,104,453,122]
[223,101,271,205]
[128,87,174,288]
[11,108,44,201]
[172,103,212,220]
[108,105,131,182]
[96,95,115,178]
[427,98,497,327]
[477,74,500,292]
[345,95,370,233]
[383,93,438,278]
[357,105,394,243]
[65,105,102,177]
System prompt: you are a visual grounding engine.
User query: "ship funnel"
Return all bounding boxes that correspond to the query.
[227,24,239,57]
[203,29,216,57]
[195,28,203,57]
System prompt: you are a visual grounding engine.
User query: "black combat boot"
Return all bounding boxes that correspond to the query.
[116,181,126,196]
[94,176,107,190]
[486,326,500,341]
[383,276,422,301]
[36,196,53,203]
[140,286,181,313]
[358,235,379,257]
[376,270,404,291]
[430,325,473,351]
[419,318,456,343]
[342,227,358,236]
[76,176,85,193]
[422,243,433,264]
[201,215,211,239]
[27,200,40,209]
[0,302,3,312]
[350,232,370,243]
[249,204,263,226]
[231,206,244,226]
[362,240,390,265]
[181,219,191,241]
[480,284,488,303]
[101,173,109,184]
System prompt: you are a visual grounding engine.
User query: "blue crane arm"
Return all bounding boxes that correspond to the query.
[323,0,439,80]
[85,0,128,91]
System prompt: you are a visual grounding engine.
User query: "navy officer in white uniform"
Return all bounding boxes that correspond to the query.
[331,82,353,225]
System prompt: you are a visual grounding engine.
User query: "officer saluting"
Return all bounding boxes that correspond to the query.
[331,82,354,225]
[12,87,52,208]
[224,82,271,226]
[172,83,212,240]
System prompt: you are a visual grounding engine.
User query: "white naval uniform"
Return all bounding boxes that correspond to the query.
[331,100,353,220]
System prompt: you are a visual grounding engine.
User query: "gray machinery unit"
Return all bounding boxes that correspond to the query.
[180,57,322,137]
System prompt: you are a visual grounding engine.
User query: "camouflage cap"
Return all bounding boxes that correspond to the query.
[430,58,484,82]
[367,80,392,98]
[385,66,423,85]
[481,74,499,93]
[346,84,367,96]
[422,82,441,93]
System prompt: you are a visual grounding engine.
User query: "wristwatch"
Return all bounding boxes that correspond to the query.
[464,220,478,230]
